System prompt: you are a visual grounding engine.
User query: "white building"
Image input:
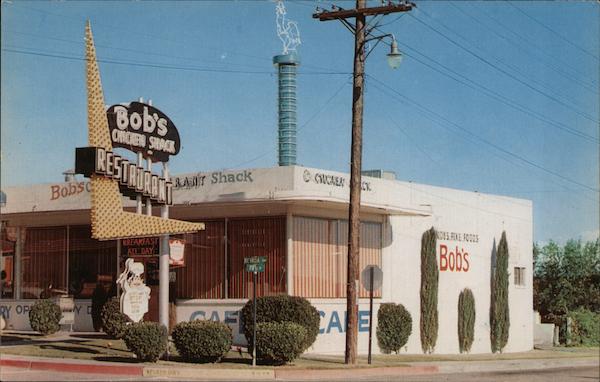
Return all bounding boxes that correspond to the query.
[0,165,533,354]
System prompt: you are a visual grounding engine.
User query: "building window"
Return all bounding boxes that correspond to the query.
[227,217,286,299]
[514,267,526,287]
[22,227,68,299]
[1,226,16,299]
[175,221,225,299]
[69,226,117,298]
[174,217,286,300]
[293,217,382,298]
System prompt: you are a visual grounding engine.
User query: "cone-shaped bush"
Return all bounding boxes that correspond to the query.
[490,231,510,353]
[420,227,438,354]
[458,288,476,353]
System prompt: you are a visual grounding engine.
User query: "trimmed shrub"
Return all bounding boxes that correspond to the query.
[255,321,307,365]
[29,299,61,335]
[241,295,320,352]
[458,288,476,353]
[420,227,439,354]
[567,309,600,346]
[91,283,108,332]
[172,320,233,363]
[123,321,168,362]
[101,297,131,339]
[377,303,412,354]
[490,231,510,353]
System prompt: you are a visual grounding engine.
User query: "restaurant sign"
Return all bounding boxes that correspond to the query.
[122,237,159,257]
[75,147,173,205]
[107,102,181,163]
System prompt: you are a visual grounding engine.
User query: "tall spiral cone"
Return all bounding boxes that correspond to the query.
[85,21,204,240]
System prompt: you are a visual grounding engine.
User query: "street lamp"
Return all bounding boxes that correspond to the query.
[387,36,403,69]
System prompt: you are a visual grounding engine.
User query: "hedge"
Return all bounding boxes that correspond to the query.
[123,322,168,362]
[377,303,412,354]
[567,309,600,346]
[101,297,131,339]
[29,299,61,335]
[172,320,233,362]
[255,321,307,365]
[241,295,320,353]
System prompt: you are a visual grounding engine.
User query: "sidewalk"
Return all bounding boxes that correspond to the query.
[2,331,598,380]
[1,352,598,381]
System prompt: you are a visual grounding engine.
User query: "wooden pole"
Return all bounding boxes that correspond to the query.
[345,0,366,365]
[312,1,414,365]
[368,266,374,365]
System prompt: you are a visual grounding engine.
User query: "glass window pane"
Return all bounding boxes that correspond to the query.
[22,227,67,299]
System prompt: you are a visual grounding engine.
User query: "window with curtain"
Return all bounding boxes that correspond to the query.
[293,217,382,298]
[227,217,286,299]
[22,227,68,299]
[175,221,225,299]
[69,226,117,298]
[1,226,15,299]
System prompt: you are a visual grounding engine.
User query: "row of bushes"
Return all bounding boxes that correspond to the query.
[32,295,470,359]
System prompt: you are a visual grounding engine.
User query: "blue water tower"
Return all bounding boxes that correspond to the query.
[273,53,300,166]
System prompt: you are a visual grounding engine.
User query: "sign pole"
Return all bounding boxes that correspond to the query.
[252,271,257,367]
[368,266,374,365]
[135,97,144,214]
[159,162,170,331]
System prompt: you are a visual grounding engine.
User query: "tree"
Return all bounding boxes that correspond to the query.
[458,288,475,353]
[490,231,510,353]
[534,238,600,320]
[420,227,438,354]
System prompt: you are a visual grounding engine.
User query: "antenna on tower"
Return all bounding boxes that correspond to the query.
[275,0,301,55]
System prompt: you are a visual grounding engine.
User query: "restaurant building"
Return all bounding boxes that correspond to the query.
[0,165,533,354]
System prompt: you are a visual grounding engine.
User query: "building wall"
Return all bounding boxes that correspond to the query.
[383,183,533,354]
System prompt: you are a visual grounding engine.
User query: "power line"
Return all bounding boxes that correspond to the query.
[224,77,350,169]
[1,47,350,76]
[505,0,600,62]
[450,2,598,94]
[6,2,338,74]
[472,2,598,89]
[409,11,599,125]
[365,12,598,144]
[2,28,277,72]
[395,43,598,144]
[367,75,599,194]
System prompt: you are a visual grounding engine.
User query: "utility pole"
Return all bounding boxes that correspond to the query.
[313,0,414,365]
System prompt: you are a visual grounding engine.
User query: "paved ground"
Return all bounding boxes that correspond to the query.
[2,365,598,382]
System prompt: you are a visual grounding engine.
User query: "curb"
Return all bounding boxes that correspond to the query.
[274,365,438,380]
[2,355,598,380]
[0,358,143,376]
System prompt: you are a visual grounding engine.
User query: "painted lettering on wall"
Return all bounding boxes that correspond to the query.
[439,244,470,272]
[50,182,91,201]
[189,310,244,335]
[173,170,254,190]
[436,231,479,243]
[188,309,372,336]
[303,170,372,192]
[0,303,93,320]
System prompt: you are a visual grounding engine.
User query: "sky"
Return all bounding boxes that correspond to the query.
[1,0,598,245]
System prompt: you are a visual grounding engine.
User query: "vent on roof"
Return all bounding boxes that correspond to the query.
[361,169,396,180]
